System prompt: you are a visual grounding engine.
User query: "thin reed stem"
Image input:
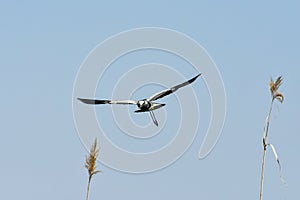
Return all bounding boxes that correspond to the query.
[260,148,267,200]
[86,176,92,200]
[259,98,274,200]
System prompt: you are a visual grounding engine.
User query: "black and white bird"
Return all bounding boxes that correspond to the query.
[78,73,201,126]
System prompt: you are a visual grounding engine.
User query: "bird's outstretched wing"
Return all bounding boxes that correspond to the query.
[78,98,137,105]
[147,73,202,101]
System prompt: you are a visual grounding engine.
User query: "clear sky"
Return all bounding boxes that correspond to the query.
[1,1,299,200]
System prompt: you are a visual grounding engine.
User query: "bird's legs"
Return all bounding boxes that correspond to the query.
[149,110,158,126]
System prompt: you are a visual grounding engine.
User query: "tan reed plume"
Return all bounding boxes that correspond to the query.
[85,139,101,200]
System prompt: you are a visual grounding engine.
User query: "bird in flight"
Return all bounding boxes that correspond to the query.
[78,73,201,126]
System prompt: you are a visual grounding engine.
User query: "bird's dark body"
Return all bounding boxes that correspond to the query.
[137,100,151,111]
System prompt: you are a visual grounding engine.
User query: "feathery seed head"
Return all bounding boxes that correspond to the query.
[85,139,101,177]
[270,76,284,103]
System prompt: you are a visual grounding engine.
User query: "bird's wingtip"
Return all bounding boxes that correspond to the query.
[188,73,202,83]
[77,98,86,102]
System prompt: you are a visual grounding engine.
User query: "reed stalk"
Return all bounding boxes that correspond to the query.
[259,76,284,200]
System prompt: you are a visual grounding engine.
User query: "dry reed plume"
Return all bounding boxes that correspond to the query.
[259,76,285,200]
[85,139,101,200]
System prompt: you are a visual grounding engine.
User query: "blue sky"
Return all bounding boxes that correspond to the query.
[1,1,299,199]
